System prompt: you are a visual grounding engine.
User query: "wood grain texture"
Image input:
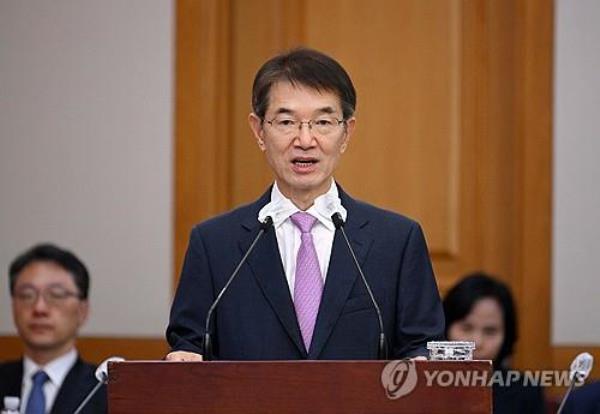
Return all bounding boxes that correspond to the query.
[511,0,554,370]
[109,360,492,413]
[0,336,168,365]
[174,0,233,286]
[304,0,461,258]
[230,0,306,205]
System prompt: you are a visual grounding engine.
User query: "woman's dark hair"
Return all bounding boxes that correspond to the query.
[443,272,517,368]
[9,243,90,299]
[251,47,357,120]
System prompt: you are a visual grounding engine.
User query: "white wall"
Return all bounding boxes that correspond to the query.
[0,1,173,337]
[552,0,600,344]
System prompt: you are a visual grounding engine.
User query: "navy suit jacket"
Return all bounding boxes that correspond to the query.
[0,357,107,413]
[492,369,545,414]
[167,186,445,360]
[563,381,600,414]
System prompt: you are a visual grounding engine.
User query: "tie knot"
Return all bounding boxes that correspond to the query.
[290,212,317,233]
[31,370,49,386]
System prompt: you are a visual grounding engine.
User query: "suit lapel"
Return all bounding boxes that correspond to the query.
[309,189,373,358]
[240,191,306,357]
[51,359,82,414]
[238,186,374,359]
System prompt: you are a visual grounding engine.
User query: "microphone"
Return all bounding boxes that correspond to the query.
[331,212,388,359]
[73,356,125,414]
[557,352,594,414]
[569,352,594,382]
[203,216,273,361]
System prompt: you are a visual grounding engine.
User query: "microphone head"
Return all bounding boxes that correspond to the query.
[569,352,594,382]
[95,356,125,383]
[260,216,273,231]
[331,212,345,229]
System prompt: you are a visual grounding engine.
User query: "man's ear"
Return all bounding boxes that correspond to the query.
[78,300,89,326]
[248,113,266,151]
[340,117,356,153]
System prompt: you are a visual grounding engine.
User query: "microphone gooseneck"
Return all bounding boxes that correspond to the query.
[72,356,125,414]
[556,352,594,414]
[203,216,273,361]
[331,212,388,360]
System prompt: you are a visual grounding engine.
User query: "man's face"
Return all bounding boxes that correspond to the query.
[249,81,355,202]
[12,261,88,355]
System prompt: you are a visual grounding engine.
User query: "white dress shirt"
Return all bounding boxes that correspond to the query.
[20,348,78,414]
[258,179,348,297]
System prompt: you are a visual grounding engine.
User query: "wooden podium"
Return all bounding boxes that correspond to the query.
[108,360,492,413]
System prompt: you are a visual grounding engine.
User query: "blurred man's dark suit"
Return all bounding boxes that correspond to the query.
[0,357,106,414]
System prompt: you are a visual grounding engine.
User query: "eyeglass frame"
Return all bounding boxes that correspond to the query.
[12,284,84,307]
[263,116,348,136]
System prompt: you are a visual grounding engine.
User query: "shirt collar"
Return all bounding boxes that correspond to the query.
[23,348,78,387]
[258,179,348,231]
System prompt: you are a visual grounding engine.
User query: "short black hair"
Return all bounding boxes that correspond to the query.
[252,47,357,120]
[443,272,517,368]
[9,243,90,299]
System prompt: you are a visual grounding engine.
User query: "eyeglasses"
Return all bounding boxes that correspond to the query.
[13,286,82,307]
[265,116,346,136]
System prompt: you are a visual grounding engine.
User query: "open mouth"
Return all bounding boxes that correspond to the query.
[291,157,318,167]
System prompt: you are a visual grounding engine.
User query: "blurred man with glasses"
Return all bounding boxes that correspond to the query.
[166,48,444,362]
[0,244,106,413]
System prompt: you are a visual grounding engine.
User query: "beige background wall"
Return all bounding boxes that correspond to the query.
[552,0,600,345]
[0,1,173,339]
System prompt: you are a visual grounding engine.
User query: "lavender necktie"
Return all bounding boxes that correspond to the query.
[290,212,324,351]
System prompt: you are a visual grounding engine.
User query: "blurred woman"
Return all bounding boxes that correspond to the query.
[443,272,545,414]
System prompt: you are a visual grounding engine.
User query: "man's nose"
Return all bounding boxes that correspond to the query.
[32,294,50,313]
[295,122,315,148]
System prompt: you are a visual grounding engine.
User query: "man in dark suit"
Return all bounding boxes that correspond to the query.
[166,48,444,362]
[0,244,106,413]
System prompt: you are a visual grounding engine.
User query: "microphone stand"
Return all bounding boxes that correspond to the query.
[332,212,388,359]
[72,374,106,414]
[203,216,273,360]
[556,373,581,414]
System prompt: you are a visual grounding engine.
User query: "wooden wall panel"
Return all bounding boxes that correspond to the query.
[304,0,462,260]
[297,0,519,296]
[477,1,518,280]
[174,0,233,287]
[230,0,305,205]
[512,0,554,370]
[0,336,168,365]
